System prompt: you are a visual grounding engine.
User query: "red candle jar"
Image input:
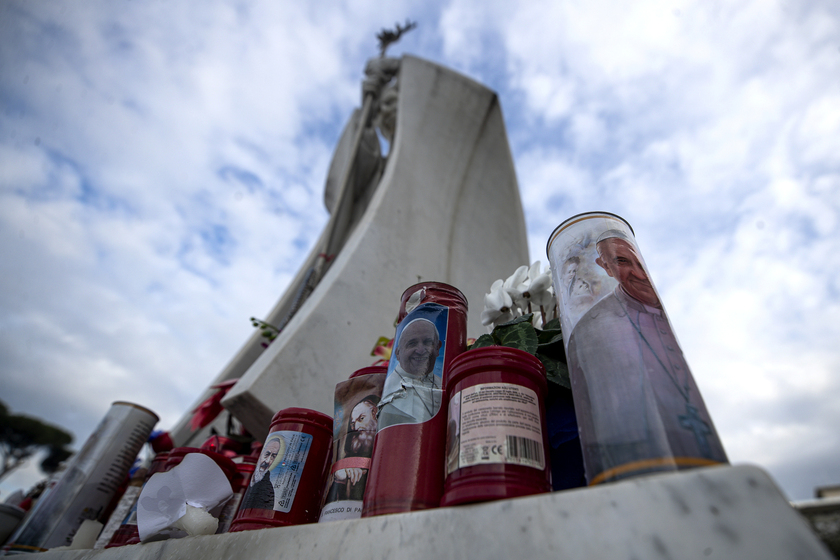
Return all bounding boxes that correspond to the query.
[148,451,171,477]
[319,365,386,522]
[216,456,257,534]
[105,451,170,547]
[201,435,249,458]
[362,282,468,516]
[441,346,551,506]
[230,408,333,531]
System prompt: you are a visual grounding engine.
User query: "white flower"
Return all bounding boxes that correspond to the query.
[480,279,518,331]
[481,263,560,332]
[502,265,529,305]
[511,261,555,311]
[528,285,557,328]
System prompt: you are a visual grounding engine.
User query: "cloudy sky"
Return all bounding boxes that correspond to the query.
[1,0,838,502]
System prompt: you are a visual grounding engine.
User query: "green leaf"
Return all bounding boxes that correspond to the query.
[547,332,564,346]
[373,336,392,348]
[537,334,564,349]
[496,313,534,328]
[542,317,562,331]
[536,327,563,345]
[537,336,567,364]
[538,351,571,389]
[469,334,496,350]
[494,321,539,355]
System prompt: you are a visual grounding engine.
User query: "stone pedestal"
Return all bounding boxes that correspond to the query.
[31,466,833,559]
[219,55,530,441]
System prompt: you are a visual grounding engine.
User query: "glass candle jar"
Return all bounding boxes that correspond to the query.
[442,346,551,506]
[362,282,468,516]
[230,408,333,531]
[546,211,728,485]
[319,365,387,522]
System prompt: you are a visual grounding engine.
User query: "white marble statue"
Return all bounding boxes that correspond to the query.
[172,53,529,444]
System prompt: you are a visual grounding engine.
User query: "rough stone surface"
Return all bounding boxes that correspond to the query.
[31,465,833,560]
[220,55,530,440]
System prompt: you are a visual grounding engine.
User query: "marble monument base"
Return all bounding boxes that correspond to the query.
[30,465,832,560]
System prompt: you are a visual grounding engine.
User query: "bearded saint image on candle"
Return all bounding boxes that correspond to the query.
[320,369,385,522]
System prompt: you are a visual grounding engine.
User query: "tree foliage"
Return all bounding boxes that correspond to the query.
[0,401,74,481]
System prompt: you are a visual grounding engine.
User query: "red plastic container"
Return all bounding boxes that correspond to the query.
[201,435,249,458]
[441,346,551,506]
[104,518,139,548]
[216,456,257,534]
[104,451,170,548]
[230,408,333,531]
[147,452,171,477]
[362,282,468,516]
[319,365,387,522]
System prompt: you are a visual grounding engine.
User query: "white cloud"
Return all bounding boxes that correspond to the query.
[491,0,840,500]
[0,0,432,497]
[1,0,838,504]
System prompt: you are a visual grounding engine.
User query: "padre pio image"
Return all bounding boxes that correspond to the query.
[319,371,385,522]
[547,212,728,485]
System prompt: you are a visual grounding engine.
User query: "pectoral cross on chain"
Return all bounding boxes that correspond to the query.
[678,403,712,459]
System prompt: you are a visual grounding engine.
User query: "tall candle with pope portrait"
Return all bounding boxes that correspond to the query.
[546,212,728,485]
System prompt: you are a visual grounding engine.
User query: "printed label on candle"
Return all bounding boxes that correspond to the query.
[241,431,312,513]
[378,303,448,431]
[447,383,545,474]
[319,372,384,523]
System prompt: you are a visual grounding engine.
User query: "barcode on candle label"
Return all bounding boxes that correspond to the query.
[447,383,545,474]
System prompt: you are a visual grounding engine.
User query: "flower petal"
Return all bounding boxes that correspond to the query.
[534,288,557,308]
[484,289,503,310]
[528,261,542,281]
[529,273,552,294]
[504,265,529,289]
[480,307,501,326]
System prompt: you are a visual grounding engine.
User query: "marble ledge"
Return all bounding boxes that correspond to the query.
[31,464,833,560]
